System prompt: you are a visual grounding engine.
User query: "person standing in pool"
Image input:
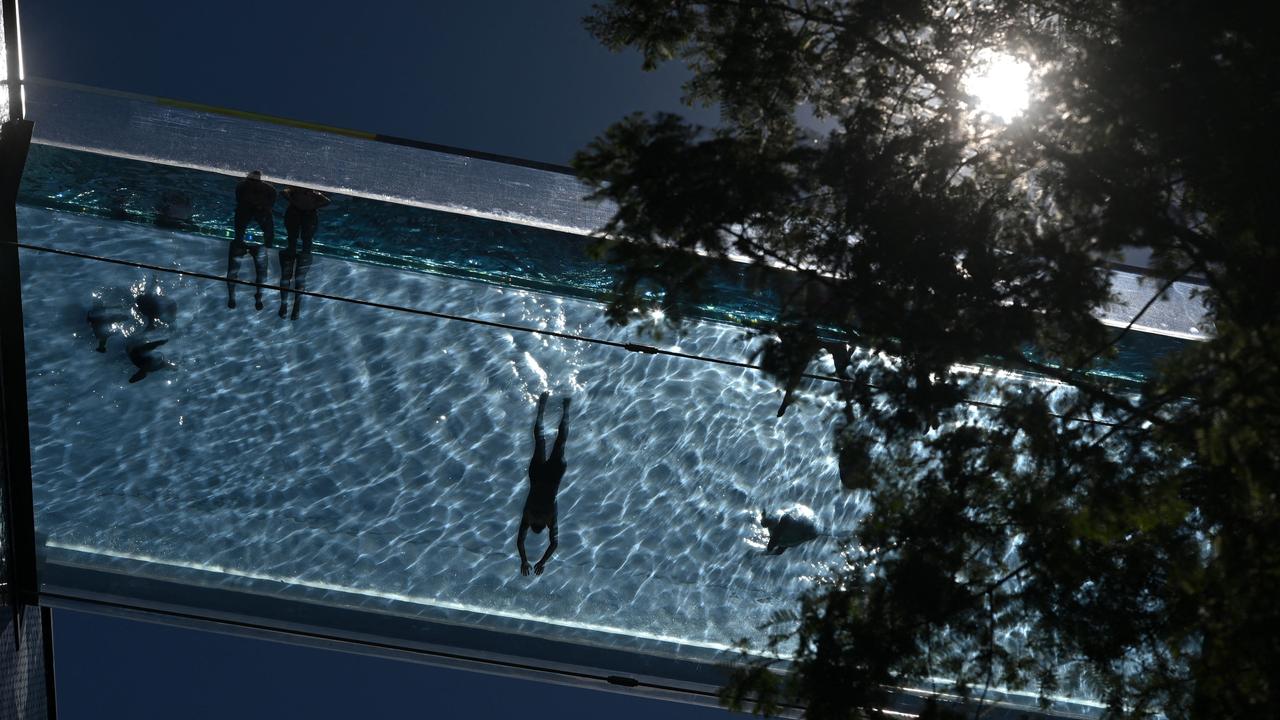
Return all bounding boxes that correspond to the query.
[226,170,275,310]
[277,186,330,320]
[516,391,571,576]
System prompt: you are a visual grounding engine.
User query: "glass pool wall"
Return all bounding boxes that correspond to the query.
[11,79,1199,716]
[19,141,1192,385]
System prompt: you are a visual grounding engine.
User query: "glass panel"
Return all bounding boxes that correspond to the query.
[18,143,784,332]
[17,143,1190,384]
[23,79,1209,341]
[25,78,610,236]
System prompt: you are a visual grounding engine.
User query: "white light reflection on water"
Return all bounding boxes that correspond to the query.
[20,206,866,657]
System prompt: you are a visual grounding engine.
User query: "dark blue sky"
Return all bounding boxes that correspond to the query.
[21,2,740,718]
[21,0,719,165]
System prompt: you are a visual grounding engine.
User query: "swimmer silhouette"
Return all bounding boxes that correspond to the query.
[86,299,129,352]
[517,391,571,576]
[226,170,275,310]
[134,278,178,330]
[126,336,174,384]
[761,507,820,555]
[278,186,330,320]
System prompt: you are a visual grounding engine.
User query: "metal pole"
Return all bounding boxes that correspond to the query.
[2,0,23,120]
[0,116,34,612]
[1,0,21,120]
[0,0,54,715]
[41,606,58,718]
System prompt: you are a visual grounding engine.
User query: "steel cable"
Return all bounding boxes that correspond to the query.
[14,241,1128,429]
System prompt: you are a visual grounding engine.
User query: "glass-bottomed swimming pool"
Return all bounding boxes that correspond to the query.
[21,203,865,662]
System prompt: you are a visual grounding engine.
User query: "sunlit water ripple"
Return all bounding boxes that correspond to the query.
[21,206,869,656]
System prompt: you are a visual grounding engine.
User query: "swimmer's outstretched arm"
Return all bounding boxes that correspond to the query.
[517,518,532,576]
[535,523,558,576]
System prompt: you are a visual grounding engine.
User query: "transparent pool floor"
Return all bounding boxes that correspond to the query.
[20,206,868,659]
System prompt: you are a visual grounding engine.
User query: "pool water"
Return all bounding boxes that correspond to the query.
[21,204,868,658]
[14,81,1181,712]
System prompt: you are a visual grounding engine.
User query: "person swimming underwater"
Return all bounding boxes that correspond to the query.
[516,391,571,576]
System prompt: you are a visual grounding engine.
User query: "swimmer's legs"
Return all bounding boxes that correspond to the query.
[550,397,571,464]
[249,244,267,310]
[290,251,312,320]
[226,239,246,309]
[228,208,270,310]
[278,248,296,318]
[280,209,316,319]
[531,391,548,463]
[280,210,301,317]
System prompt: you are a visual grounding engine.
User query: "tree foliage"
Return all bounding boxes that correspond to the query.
[576,1,1278,717]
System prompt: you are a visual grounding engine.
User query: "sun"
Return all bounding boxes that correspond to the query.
[964,51,1032,121]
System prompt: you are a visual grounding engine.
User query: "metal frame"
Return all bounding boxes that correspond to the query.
[1,115,34,609]
[2,1,56,717]
[2,0,22,117]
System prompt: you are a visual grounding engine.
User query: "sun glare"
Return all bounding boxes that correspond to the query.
[965,51,1032,121]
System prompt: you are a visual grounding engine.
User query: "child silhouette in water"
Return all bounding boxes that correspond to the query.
[517,391,570,576]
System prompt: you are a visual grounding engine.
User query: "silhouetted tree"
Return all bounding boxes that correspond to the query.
[575,2,1277,717]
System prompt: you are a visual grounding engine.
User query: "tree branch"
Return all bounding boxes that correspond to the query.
[1069,265,1195,375]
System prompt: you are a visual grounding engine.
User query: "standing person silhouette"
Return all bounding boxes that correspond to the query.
[516,391,571,576]
[278,186,330,320]
[227,170,276,310]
